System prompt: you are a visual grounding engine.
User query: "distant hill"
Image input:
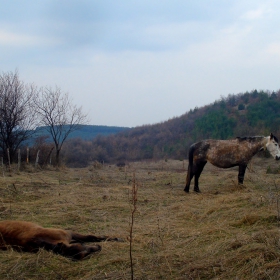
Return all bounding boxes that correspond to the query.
[33,125,130,141]
[61,90,280,166]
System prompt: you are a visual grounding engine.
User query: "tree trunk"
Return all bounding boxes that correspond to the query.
[56,149,60,166]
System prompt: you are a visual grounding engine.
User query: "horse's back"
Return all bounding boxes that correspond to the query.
[0,220,71,247]
[190,139,243,167]
[0,220,42,236]
[189,140,211,159]
[195,138,259,168]
[0,220,42,247]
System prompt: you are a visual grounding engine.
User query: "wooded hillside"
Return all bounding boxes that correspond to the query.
[62,90,280,166]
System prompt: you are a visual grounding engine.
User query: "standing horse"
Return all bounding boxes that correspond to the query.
[184,133,280,193]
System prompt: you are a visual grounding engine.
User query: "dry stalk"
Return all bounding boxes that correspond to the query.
[157,207,164,246]
[274,181,280,226]
[129,172,138,280]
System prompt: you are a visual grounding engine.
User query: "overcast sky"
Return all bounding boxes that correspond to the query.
[1,1,280,127]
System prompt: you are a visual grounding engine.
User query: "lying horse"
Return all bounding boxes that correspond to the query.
[0,220,122,260]
[184,133,280,193]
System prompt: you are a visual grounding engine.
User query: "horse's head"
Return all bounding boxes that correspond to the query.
[266,133,280,160]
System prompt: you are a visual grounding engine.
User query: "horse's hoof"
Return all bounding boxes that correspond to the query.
[114,238,125,242]
[184,189,190,193]
[90,245,102,253]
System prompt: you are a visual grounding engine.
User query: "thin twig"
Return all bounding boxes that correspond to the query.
[129,172,138,280]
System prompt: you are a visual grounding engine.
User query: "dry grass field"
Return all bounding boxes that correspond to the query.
[1,157,280,279]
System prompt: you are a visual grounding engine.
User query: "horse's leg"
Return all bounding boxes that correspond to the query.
[70,232,121,243]
[194,161,207,192]
[184,164,194,193]
[25,238,100,260]
[54,242,101,260]
[238,164,247,184]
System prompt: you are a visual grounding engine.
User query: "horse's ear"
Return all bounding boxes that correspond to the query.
[270,133,279,143]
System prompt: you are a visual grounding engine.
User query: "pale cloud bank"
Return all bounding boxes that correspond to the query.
[1,0,280,127]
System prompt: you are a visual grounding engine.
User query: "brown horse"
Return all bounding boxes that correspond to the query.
[184,133,280,193]
[0,220,122,260]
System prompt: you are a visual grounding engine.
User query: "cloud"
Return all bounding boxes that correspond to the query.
[242,8,266,20]
[2,0,280,126]
[0,29,40,46]
[266,43,280,58]
[239,1,277,22]
[0,29,60,48]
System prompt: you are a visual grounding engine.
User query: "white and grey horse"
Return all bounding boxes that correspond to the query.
[184,133,280,193]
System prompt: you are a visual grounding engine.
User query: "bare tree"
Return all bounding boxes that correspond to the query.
[0,71,37,163]
[34,87,88,166]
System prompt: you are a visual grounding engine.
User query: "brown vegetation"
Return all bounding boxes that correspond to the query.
[0,158,280,279]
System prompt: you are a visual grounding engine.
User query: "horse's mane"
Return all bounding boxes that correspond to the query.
[236,136,264,142]
[236,135,279,143]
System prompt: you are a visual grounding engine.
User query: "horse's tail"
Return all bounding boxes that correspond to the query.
[188,144,195,167]
[187,144,195,176]
[184,144,195,192]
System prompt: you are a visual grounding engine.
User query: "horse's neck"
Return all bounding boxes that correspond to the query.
[253,137,267,152]
[260,136,268,149]
[240,137,266,157]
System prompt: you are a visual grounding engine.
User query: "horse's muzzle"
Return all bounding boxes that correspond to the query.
[276,155,280,161]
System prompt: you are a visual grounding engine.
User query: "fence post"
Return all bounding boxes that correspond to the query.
[26,147,29,164]
[35,150,40,168]
[1,157,4,177]
[7,148,11,171]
